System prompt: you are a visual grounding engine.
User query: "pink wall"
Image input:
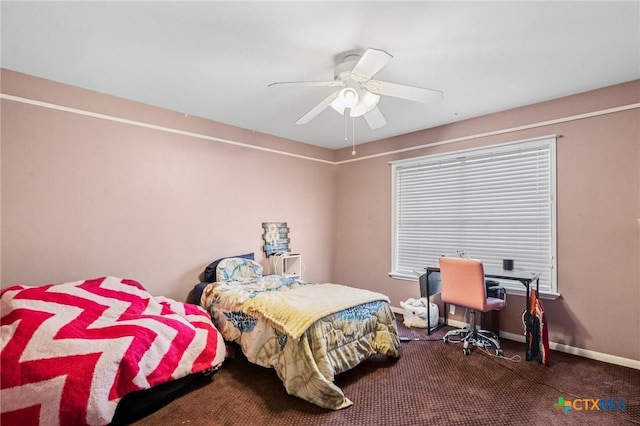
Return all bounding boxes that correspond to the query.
[332,80,640,362]
[1,69,337,301]
[2,69,638,362]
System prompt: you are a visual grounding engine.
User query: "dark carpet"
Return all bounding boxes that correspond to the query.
[130,318,639,426]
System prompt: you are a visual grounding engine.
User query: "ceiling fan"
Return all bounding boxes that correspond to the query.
[269,48,443,130]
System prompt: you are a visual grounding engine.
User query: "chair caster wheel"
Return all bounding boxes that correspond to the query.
[496,349,504,357]
[443,336,450,344]
[463,348,471,356]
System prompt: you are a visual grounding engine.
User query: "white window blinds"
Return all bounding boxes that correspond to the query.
[391,136,557,294]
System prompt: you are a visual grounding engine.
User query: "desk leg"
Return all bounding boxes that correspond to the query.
[426,271,433,335]
[523,278,540,310]
[423,270,445,335]
[442,300,448,333]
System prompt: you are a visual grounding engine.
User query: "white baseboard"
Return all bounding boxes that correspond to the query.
[498,330,640,370]
[393,307,640,370]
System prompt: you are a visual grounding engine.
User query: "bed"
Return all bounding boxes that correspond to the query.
[195,255,401,410]
[0,276,226,425]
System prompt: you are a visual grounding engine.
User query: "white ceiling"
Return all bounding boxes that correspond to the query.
[2,1,639,150]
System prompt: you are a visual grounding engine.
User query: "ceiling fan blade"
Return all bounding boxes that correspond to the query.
[329,97,346,115]
[361,106,387,129]
[350,48,393,82]
[296,90,340,125]
[364,80,444,103]
[268,80,342,88]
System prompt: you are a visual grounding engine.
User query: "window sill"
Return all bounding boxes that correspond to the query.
[388,272,420,281]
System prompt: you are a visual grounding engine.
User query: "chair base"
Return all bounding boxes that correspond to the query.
[443,326,504,356]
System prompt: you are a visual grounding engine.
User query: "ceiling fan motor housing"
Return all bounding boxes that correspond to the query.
[334,55,360,82]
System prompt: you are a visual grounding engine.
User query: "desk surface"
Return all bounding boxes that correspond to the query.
[425,265,540,283]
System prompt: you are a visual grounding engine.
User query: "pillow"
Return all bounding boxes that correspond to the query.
[216,257,263,282]
[203,253,254,282]
[192,282,210,306]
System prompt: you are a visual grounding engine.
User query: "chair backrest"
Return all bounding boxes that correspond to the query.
[439,257,488,311]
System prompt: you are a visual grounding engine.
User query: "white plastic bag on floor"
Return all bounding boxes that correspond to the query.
[400,297,439,328]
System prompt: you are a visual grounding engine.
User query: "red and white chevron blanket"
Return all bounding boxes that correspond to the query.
[1,276,226,426]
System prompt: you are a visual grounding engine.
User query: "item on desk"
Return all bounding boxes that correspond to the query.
[502,259,514,271]
[400,297,439,329]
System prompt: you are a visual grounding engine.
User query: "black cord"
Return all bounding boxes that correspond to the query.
[399,336,442,342]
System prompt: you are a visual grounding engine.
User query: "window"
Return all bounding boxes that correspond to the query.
[390,136,557,296]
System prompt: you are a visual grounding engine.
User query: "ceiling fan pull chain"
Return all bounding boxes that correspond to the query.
[344,113,348,143]
[352,116,356,156]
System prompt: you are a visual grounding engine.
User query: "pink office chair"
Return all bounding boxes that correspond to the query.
[439,257,506,356]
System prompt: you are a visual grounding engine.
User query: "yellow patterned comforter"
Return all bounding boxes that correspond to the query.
[200,275,400,409]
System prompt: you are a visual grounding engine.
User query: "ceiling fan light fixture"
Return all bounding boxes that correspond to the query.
[350,90,380,117]
[337,87,359,108]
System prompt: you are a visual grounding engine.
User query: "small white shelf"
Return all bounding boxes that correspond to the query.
[275,253,302,279]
